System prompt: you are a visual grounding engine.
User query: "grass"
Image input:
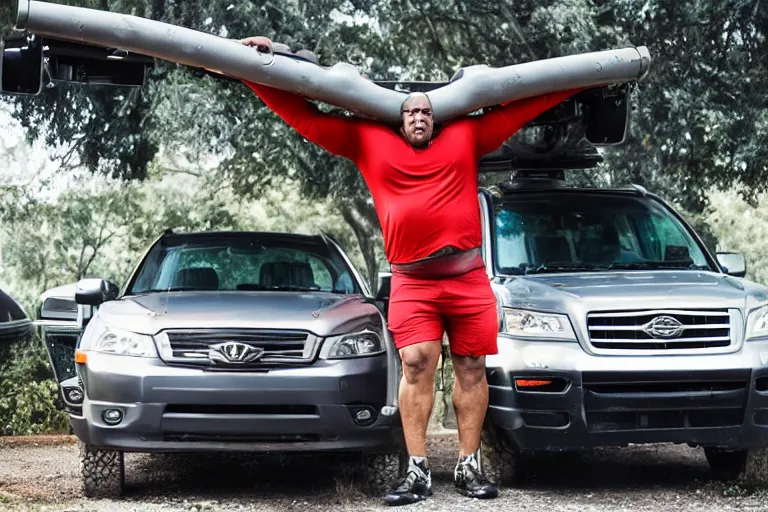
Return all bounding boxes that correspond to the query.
[332,464,367,505]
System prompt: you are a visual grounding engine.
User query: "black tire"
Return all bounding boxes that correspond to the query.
[79,442,125,498]
[479,421,517,487]
[361,450,408,496]
[742,448,768,488]
[704,447,747,480]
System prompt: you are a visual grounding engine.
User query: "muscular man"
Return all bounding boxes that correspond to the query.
[240,36,583,506]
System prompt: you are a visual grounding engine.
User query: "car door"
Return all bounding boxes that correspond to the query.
[35,282,94,414]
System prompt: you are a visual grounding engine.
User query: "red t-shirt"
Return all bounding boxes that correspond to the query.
[243,80,582,265]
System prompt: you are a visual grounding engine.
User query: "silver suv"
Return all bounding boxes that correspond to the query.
[36,230,405,498]
[466,170,768,486]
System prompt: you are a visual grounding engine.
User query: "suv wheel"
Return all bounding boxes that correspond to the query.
[361,450,407,495]
[704,447,768,487]
[742,448,768,487]
[479,422,517,487]
[79,442,125,498]
[704,447,747,480]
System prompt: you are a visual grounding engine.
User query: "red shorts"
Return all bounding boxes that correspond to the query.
[387,264,499,357]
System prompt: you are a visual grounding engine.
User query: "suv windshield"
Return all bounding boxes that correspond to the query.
[125,233,362,295]
[493,192,713,275]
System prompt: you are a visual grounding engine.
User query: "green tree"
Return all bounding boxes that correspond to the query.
[0,182,137,308]
[3,0,767,282]
[594,0,768,211]
[706,185,768,286]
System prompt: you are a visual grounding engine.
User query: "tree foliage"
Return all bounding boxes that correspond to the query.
[1,0,767,284]
[0,337,69,436]
[598,0,768,212]
[706,186,768,286]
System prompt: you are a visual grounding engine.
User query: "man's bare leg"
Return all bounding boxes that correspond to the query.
[451,354,488,456]
[398,340,442,457]
[451,352,497,499]
[384,340,442,506]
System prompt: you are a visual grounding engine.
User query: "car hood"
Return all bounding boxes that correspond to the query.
[492,270,768,313]
[94,291,383,337]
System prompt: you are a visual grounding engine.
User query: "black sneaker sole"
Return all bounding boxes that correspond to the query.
[456,486,498,499]
[384,489,433,506]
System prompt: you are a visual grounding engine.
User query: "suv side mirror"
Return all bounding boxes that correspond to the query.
[375,272,391,317]
[376,272,391,301]
[75,278,120,306]
[0,34,44,96]
[578,84,630,146]
[716,252,747,278]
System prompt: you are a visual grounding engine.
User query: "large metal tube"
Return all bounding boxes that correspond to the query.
[15,0,651,125]
[429,47,650,124]
[15,0,405,122]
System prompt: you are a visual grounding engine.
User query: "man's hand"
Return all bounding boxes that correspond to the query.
[239,35,318,65]
[239,36,273,53]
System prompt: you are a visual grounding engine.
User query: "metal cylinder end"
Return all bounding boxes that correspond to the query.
[636,45,651,80]
[15,0,30,30]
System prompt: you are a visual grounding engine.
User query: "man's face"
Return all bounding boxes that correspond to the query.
[400,94,434,148]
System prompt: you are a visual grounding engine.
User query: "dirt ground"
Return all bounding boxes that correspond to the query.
[1,430,768,511]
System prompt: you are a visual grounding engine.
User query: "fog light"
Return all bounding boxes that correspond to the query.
[349,405,377,426]
[102,409,123,425]
[63,386,83,404]
[381,406,397,416]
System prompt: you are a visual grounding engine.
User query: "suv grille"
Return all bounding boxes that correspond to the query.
[157,329,320,367]
[587,309,732,351]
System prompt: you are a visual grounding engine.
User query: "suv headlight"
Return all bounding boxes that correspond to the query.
[320,330,385,359]
[80,317,158,357]
[502,308,576,341]
[747,304,768,341]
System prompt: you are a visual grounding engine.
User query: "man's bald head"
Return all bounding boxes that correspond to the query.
[400,92,434,149]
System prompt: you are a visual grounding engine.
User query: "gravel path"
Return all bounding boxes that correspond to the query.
[1,431,768,511]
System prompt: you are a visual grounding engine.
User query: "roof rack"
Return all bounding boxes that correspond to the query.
[497,170,567,192]
[479,127,604,174]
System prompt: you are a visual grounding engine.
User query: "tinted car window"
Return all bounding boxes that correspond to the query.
[126,234,361,295]
[494,193,712,274]
[0,288,28,322]
[0,288,32,350]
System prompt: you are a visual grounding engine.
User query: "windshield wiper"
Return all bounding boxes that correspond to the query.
[138,287,204,294]
[237,283,322,292]
[606,260,706,271]
[524,262,602,275]
[507,259,711,276]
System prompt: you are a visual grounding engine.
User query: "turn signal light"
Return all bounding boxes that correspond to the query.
[516,379,553,388]
[75,350,87,364]
[514,377,570,393]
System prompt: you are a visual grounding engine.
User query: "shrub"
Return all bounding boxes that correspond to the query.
[0,335,70,436]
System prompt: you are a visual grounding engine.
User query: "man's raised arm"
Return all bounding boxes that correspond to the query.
[239,37,363,161]
[472,87,588,157]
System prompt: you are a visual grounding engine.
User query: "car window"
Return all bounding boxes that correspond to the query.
[0,288,28,322]
[127,235,361,295]
[494,194,712,274]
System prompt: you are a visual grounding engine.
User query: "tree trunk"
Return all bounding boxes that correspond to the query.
[338,200,381,293]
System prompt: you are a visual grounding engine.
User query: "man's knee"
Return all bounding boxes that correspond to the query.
[399,342,441,384]
[452,354,487,388]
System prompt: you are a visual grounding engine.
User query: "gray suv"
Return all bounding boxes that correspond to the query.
[470,169,768,486]
[36,230,405,498]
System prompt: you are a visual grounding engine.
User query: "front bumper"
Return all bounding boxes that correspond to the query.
[71,352,402,453]
[486,336,768,451]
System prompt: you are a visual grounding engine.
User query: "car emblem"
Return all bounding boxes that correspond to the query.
[643,315,685,339]
[209,341,265,364]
